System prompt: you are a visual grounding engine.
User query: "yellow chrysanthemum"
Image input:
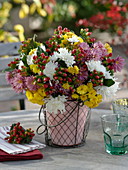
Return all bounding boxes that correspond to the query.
[84,94,102,108]
[104,43,112,53]
[62,82,70,89]
[30,64,40,74]
[71,93,79,99]
[96,94,102,103]
[29,49,36,55]
[65,32,75,37]
[87,89,97,98]
[84,101,94,108]
[87,82,93,90]
[84,99,98,108]
[61,32,77,46]
[37,87,46,97]
[26,90,33,100]
[68,65,79,75]
[77,85,88,95]
[74,36,83,46]
[26,88,46,105]
[80,94,87,101]
[77,36,83,43]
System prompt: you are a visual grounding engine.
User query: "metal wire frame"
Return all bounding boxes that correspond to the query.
[36,100,91,148]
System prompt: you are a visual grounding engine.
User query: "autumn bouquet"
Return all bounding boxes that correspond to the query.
[5,26,125,114]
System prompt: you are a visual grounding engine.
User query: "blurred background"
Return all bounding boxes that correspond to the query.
[0,0,128,112]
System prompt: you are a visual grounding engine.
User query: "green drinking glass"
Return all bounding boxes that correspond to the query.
[101,114,128,155]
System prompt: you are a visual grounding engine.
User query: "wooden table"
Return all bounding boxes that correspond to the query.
[0,109,128,170]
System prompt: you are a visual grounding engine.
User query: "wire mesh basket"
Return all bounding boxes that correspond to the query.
[37,100,91,148]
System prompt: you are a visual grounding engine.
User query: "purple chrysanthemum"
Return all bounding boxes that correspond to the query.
[25,76,40,91]
[113,56,125,72]
[79,41,108,61]
[79,42,93,61]
[93,41,108,60]
[79,42,90,50]
[77,68,88,83]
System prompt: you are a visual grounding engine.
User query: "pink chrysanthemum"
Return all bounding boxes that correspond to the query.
[79,41,108,61]
[25,76,40,91]
[6,69,19,85]
[113,56,125,72]
[12,73,26,93]
[93,42,108,60]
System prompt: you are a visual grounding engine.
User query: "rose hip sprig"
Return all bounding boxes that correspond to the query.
[5,122,35,144]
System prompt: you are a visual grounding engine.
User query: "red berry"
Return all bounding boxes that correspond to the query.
[43,77,50,82]
[63,73,67,77]
[43,84,49,88]
[95,76,99,79]
[54,76,58,80]
[68,78,72,82]
[37,78,41,82]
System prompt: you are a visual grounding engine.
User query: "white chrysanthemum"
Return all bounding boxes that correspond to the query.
[95,81,120,99]
[45,95,67,114]
[50,51,60,62]
[68,36,80,43]
[27,45,46,65]
[18,60,24,70]
[27,49,37,65]
[40,44,46,51]
[50,48,75,67]
[43,61,57,80]
[105,71,112,79]
[85,60,106,74]
[85,60,113,79]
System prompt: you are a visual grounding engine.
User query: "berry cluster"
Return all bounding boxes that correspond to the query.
[18,38,40,55]
[8,58,19,69]
[5,122,35,144]
[89,70,104,87]
[102,53,114,75]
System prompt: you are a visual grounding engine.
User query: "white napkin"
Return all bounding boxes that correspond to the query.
[0,126,46,155]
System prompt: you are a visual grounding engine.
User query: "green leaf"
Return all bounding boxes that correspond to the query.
[37,46,48,56]
[103,79,115,87]
[2,68,14,72]
[57,59,67,68]
[22,55,28,67]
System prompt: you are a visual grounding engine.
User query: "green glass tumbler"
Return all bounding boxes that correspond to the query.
[101,114,128,155]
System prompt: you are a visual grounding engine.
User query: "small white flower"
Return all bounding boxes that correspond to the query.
[105,71,112,79]
[50,48,75,67]
[27,45,46,65]
[45,95,67,114]
[68,36,80,43]
[27,49,37,65]
[27,55,34,65]
[50,51,60,62]
[40,44,46,51]
[95,81,120,99]
[43,61,57,80]
[85,60,106,74]
[18,60,24,70]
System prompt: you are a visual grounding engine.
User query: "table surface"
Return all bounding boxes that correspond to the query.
[0,108,128,170]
